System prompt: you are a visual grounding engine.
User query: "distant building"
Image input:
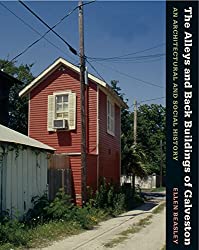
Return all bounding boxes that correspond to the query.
[0,70,21,126]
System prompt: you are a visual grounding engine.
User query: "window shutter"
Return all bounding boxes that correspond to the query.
[68,92,76,130]
[47,95,55,131]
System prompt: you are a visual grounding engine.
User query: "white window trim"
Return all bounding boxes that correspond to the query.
[53,91,71,120]
[107,97,115,136]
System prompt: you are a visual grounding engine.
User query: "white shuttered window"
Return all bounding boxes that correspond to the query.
[47,91,76,131]
[107,98,115,136]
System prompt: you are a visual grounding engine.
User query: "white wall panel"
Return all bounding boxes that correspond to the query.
[2,143,49,216]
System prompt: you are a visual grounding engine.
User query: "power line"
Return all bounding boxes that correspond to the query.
[0,1,74,61]
[18,0,77,55]
[1,1,95,69]
[89,55,165,65]
[139,96,165,104]
[85,58,107,83]
[108,57,164,64]
[87,43,165,61]
[89,53,165,63]
[129,97,165,108]
[18,0,95,55]
[92,61,164,89]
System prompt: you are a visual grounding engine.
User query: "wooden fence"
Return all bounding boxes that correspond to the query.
[48,154,72,201]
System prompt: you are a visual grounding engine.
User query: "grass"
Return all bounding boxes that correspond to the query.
[0,221,83,250]
[104,214,153,248]
[27,220,83,248]
[152,202,165,214]
[151,187,166,192]
[104,236,128,248]
[104,202,165,248]
[161,244,166,250]
[0,184,144,249]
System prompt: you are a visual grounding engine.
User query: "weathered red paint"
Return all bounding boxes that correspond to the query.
[28,65,121,205]
[98,89,121,185]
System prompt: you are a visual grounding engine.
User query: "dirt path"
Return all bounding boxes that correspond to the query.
[112,207,165,250]
[37,199,165,250]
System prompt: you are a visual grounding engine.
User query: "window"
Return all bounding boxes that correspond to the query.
[55,94,69,119]
[107,99,115,135]
[47,91,76,131]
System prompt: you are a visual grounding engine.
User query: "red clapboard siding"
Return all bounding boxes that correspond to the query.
[87,154,97,191]
[69,156,82,205]
[98,89,121,184]
[29,68,81,153]
[87,81,97,154]
[29,66,99,205]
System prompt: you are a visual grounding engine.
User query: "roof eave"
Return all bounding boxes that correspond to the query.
[19,57,128,108]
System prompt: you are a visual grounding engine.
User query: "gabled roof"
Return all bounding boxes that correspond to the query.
[0,124,55,151]
[19,57,127,108]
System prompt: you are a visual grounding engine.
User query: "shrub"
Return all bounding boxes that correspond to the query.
[112,193,126,215]
[0,219,29,246]
[24,193,49,226]
[45,190,74,221]
[72,207,95,229]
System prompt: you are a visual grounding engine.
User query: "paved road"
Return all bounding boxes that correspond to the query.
[38,197,165,250]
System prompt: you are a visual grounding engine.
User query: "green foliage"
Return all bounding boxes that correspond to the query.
[132,104,166,174]
[0,182,144,249]
[91,179,143,215]
[0,219,29,247]
[24,193,49,226]
[0,59,34,134]
[110,80,166,176]
[45,190,74,221]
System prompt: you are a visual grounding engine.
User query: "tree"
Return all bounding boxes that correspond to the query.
[111,81,166,186]
[0,59,34,134]
[130,104,166,175]
[110,80,147,191]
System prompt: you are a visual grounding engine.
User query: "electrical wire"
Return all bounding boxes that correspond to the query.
[18,0,95,55]
[139,96,165,104]
[129,97,165,108]
[18,0,78,55]
[87,43,165,61]
[0,1,74,62]
[85,58,107,83]
[89,53,165,63]
[91,60,164,89]
[1,1,95,69]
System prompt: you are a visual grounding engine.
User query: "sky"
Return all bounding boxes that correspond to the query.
[0,1,166,109]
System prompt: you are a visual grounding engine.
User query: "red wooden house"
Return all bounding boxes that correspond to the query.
[19,58,127,205]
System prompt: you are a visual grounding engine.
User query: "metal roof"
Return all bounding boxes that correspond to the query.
[0,124,55,151]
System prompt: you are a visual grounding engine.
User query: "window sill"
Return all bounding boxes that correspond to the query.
[107,130,115,137]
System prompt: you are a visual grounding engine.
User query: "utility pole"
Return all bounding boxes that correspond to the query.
[134,100,137,145]
[160,139,163,187]
[79,0,87,204]
[132,100,137,192]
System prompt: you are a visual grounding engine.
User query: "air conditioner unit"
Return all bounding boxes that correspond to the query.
[53,119,69,130]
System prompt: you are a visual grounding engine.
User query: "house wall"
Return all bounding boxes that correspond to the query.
[29,67,98,205]
[0,143,48,216]
[98,89,121,185]
[29,68,82,153]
